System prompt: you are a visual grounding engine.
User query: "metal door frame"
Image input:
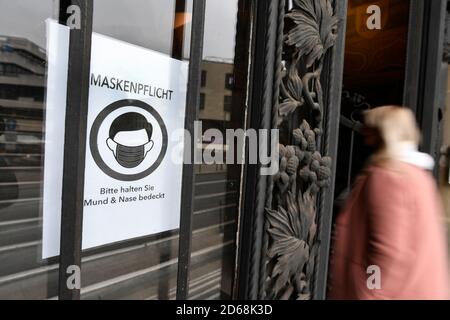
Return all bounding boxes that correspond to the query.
[404,0,449,174]
[235,0,348,300]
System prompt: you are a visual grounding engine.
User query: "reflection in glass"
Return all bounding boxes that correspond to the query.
[0,0,58,299]
[189,0,243,300]
[93,0,192,59]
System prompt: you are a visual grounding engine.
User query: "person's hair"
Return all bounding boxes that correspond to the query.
[109,112,153,140]
[363,106,421,160]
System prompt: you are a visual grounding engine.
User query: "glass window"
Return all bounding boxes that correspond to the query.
[200,93,205,111]
[190,0,246,300]
[79,0,194,300]
[0,0,59,299]
[93,0,192,59]
[201,70,207,87]
[223,95,232,113]
[225,73,233,90]
[0,0,250,300]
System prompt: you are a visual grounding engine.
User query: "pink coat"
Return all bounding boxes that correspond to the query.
[328,160,450,300]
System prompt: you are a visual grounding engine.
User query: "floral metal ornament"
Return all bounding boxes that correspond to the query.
[265,0,338,300]
[279,0,338,127]
[285,0,339,67]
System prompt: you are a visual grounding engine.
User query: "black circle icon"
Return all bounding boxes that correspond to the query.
[90,99,168,181]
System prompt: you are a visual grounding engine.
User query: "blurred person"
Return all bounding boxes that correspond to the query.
[328,106,450,300]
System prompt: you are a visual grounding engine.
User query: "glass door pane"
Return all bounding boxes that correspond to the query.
[188,0,249,300]
[80,0,193,300]
[0,0,59,299]
[334,0,411,199]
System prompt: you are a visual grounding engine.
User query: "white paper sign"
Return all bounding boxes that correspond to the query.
[42,21,188,258]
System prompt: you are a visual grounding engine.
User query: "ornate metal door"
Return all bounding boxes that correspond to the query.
[237,0,348,300]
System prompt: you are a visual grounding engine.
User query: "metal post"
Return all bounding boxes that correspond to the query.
[313,0,348,300]
[57,0,93,300]
[176,0,206,300]
[416,0,447,176]
[236,0,281,300]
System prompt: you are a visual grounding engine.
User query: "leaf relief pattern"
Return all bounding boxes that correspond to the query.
[265,0,338,300]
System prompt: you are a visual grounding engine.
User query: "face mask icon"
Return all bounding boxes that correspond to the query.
[106,112,154,169]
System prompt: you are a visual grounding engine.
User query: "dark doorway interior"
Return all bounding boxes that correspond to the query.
[334,0,411,202]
